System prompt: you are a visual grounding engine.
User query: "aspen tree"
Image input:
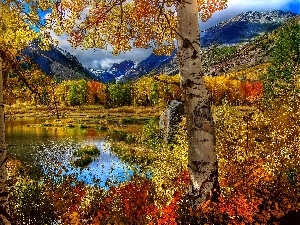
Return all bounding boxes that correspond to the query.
[23,0,228,205]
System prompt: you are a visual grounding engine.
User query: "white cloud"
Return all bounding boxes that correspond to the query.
[99,58,122,69]
[229,0,296,8]
[201,0,299,29]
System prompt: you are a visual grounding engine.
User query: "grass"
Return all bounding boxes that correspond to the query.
[73,145,100,158]
[72,156,93,168]
[72,145,100,168]
[6,105,160,135]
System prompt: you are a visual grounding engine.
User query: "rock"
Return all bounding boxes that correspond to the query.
[159,100,184,143]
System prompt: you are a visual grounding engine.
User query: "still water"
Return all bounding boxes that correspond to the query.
[5,117,133,188]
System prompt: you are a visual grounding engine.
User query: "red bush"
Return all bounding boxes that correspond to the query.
[241,81,263,103]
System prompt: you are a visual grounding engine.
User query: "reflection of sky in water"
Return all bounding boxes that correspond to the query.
[38,140,133,188]
[6,119,134,188]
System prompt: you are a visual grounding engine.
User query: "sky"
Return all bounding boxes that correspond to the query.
[50,0,300,70]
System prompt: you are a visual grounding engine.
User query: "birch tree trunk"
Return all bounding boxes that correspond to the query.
[177,0,220,205]
[0,57,10,225]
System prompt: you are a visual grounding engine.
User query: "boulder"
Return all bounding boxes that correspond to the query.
[159,100,184,143]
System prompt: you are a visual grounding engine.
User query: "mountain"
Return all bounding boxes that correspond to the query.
[118,10,297,81]
[121,50,178,81]
[200,10,297,47]
[89,60,137,83]
[23,10,298,83]
[23,42,98,82]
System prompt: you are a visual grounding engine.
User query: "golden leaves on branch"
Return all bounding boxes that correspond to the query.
[47,0,227,54]
[197,0,228,21]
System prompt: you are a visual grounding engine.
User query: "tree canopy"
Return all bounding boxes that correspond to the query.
[44,0,228,54]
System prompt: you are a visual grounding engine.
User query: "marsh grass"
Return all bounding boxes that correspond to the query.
[73,145,100,158]
[72,145,100,168]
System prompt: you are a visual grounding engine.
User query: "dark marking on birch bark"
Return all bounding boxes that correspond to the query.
[190,160,209,173]
[198,138,209,143]
[193,99,213,131]
[188,93,202,99]
[202,162,221,202]
[191,49,197,59]
[191,162,220,202]
[182,38,193,49]
[183,79,194,89]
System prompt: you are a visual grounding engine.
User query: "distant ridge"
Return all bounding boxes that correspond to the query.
[22,42,98,82]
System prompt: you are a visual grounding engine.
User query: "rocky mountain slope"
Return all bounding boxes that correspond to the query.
[22,42,98,82]
[201,10,296,47]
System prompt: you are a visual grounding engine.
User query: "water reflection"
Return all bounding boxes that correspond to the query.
[6,118,133,188]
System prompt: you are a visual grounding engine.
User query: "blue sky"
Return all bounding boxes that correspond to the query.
[50,0,299,70]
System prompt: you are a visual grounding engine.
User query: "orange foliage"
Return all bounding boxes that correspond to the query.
[218,193,262,224]
[241,81,263,103]
[205,76,264,105]
[87,81,107,105]
[93,180,157,224]
[156,191,182,225]
[91,171,189,225]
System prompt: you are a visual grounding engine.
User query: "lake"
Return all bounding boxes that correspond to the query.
[5,117,134,188]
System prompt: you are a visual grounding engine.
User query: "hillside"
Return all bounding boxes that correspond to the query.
[22,42,98,82]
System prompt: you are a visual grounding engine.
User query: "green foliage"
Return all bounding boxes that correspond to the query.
[73,145,100,158]
[212,45,237,60]
[9,178,58,224]
[107,82,132,107]
[263,18,300,100]
[142,118,162,148]
[72,156,93,168]
[108,129,137,143]
[55,79,87,106]
[69,79,88,106]
[150,81,160,105]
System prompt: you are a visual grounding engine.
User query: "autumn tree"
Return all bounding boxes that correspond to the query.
[44,0,228,205]
[87,81,107,105]
[0,1,53,223]
[107,82,132,107]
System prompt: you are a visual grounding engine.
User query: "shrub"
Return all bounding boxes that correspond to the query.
[9,179,58,224]
[73,145,100,158]
[72,145,100,168]
[142,118,162,148]
[241,81,263,103]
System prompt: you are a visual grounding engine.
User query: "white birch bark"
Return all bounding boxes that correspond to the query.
[177,0,220,205]
[0,3,11,221]
[0,57,10,225]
